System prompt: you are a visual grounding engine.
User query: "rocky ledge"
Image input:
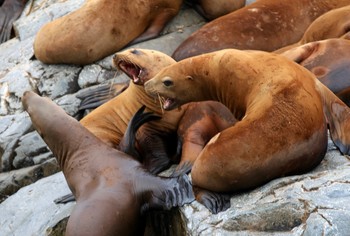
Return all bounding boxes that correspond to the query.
[0,0,349,235]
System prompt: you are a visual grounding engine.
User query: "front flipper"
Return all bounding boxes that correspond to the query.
[194,186,231,214]
[119,105,161,161]
[128,10,178,45]
[170,161,193,177]
[140,174,195,214]
[0,0,26,43]
[77,82,129,111]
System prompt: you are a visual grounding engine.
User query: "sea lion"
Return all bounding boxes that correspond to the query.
[145,49,350,211]
[185,0,246,20]
[80,48,182,174]
[114,48,237,177]
[0,0,28,43]
[275,5,350,53]
[280,38,350,106]
[172,0,350,61]
[33,0,183,65]
[22,91,194,236]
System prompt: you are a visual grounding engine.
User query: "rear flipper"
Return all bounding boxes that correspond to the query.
[118,105,161,161]
[54,193,76,204]
[317,81,350,154]
[194,186,231,214]
[77,82,129,111]
[140,174,195,214]
[170,161,193,177]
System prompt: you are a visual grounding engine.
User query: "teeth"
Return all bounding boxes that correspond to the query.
[138,69,142,77]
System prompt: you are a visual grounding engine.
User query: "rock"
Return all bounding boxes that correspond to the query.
[0,172,74,236]
[13,131,51,169]
[0,113,33,171]
[0,158,60,203]
[2,0,350,235]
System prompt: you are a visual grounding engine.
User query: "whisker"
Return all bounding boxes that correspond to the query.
[157,93,165,114]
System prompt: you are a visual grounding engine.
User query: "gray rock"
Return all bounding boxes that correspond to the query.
[0,158,60,203]
[14,0,85,41]
[13,131,50,169]
[0,113,33,171]
[0,171,74,236]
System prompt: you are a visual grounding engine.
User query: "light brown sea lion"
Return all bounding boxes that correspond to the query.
[280,38,350,106]
[80,48,182,174]
[185,0,246,20]
[145,49,350,211]
[22,91,194,236]
[33,0,183,65]
[275,5,350,53]
[114,48,237,177]
[0,0,28,43]
[172,0,350,61]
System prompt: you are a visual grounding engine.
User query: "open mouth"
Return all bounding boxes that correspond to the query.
[117,60,145,85]
[157,94,178,111]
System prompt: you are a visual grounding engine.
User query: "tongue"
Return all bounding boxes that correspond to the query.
[164,98,173,110]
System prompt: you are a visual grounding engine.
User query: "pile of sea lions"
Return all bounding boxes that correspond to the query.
[17,0,350,234]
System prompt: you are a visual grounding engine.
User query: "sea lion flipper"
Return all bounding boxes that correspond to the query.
[193,186,231,214]
[77,82,129,111]
[140,174,195,214]
[170,161,193,177]
[54,193,76,204]
[318,82,350,154]
[0,0,26,44]
[119,105,161,160]
[129,10,177,45]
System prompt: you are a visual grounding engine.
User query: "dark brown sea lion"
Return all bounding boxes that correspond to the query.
[0,0,28,43]
[186,0,245,20]
[172,0,350,61]
[145,49,350,211]
[280,38,350,106]
[275,5,350,53]
[33,0,183,65]
[22,91,194,236]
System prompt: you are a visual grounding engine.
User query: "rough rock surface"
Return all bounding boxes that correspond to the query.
[0,0,350,235]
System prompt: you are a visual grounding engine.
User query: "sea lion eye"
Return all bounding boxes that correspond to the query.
[163,80,173,87]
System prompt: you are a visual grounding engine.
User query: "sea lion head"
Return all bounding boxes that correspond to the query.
[145,63,205,111]
[113,48,176,85]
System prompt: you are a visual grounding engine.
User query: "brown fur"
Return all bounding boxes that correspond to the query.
[145,49,350,195]
[172,0,350,61]
[280,38,350,106]
[275,5,350,53]
[34,0,183,65]
[187,0,245,20]
[22,91,194,236]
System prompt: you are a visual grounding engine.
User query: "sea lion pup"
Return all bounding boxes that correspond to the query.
[0,0,28,43]
[185,0,246,20]
[275,5,350,54]
[33,0,183,65]
[145,49,350,211]
[22,91,194,236]
[172,0,350,61]
[280,38,350,106]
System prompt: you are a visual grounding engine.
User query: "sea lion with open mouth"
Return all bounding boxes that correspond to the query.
[145,49,350,212]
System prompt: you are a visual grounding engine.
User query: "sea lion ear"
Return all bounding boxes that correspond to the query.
[186,76,194,81]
